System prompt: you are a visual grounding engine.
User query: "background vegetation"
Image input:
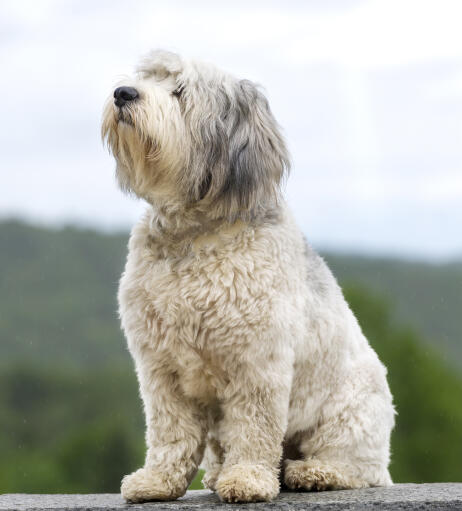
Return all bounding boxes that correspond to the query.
[0,220,461,492]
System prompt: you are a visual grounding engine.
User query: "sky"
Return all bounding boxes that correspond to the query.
[0,0,461,260]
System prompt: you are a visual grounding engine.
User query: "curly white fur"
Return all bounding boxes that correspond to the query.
[102,50,395,503]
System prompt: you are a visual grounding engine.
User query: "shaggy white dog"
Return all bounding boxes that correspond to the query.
[102,50,395,503]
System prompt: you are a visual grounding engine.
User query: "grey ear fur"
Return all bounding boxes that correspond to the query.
[201,79,290,221]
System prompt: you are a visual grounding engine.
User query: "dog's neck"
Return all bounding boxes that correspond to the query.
[149,205,225,241]
[144,200,281,253]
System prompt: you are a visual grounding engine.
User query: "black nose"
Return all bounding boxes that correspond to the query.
[114,86,139,107]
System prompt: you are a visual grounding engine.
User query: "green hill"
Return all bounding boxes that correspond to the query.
[324,253,462,369]
[0,220,128,367]
[0,220,460,369]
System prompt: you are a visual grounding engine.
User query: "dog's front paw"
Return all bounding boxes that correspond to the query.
[216,463,279,503]
[121,467,187,502]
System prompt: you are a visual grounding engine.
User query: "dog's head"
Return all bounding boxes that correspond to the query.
[102,50,290,221]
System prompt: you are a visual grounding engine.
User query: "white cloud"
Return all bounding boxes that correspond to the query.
[285,0,462,70]
[0,0,461,259]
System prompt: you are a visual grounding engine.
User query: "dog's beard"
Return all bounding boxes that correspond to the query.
[104,103,149,161]
[117,107,134,127]
[109,119,169,202]
[102,94,190,207]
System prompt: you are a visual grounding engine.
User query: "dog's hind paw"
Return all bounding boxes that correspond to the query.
[202,468,221,492]
[121,467,187,502]
[216,463,279,503]
[284,459,365,491]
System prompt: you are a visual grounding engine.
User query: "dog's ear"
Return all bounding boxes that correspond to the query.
[204,79,290,220]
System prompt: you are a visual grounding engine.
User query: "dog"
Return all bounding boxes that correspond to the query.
[101,50,395,503]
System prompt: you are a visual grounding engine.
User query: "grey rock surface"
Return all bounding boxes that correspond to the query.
[1,485,462,511]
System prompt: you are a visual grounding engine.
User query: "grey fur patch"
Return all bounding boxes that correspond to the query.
[193,79,290,221]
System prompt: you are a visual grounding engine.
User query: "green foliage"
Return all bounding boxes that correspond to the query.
[0,220,461,492]
[190,470,205,490]
[0,364,144,492]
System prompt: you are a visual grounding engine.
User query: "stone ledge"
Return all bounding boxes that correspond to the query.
[1,484,462,511]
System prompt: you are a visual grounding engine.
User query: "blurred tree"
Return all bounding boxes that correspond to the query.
[56,419,142,492]
[344,285,462,482]
[0,365,144,493]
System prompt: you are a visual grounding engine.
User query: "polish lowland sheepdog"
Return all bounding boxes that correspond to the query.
[101,50,395,503]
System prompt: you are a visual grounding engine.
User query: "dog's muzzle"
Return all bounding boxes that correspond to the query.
[114,86,139,107]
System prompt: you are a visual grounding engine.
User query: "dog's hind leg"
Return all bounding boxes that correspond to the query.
[283,388,394,491]
[283,436,392,491]
[284,457,371,490]
[202,435,224,491]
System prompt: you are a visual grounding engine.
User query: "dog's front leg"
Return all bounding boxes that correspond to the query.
[120,350,206,502]
[215,358,292,503]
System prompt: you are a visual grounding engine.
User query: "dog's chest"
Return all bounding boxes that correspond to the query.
[151,257,237,400]
[120,239,262,400]
[173,344,228,403]
[143,251,237,338]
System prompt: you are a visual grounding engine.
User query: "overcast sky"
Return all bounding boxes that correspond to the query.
[1,0,461,260]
